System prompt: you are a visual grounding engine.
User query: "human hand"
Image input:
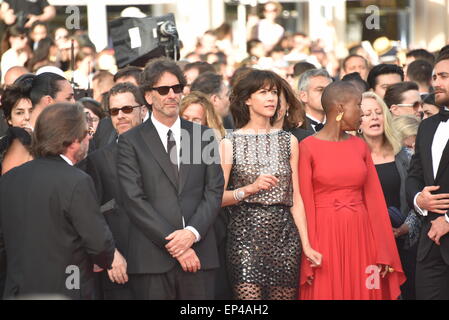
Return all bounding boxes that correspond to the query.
[428,216,449,245]
[303,246,322,268]
[24,15,39,28]
[417,186,449,214]
[177,248,201,273]
[93,264,103,272]
[165,229,196,258]
[248,174,279,194]
[107,249,128,284]
[393,223,409,238]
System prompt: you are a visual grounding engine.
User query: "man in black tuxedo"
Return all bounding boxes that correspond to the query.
[0,103,115,299]
[406,52,449,300]
[297,69,332,133]
[85,83,147,299]
[116,57,224,300]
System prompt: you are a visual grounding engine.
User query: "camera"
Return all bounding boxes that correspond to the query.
[109,13,180,68]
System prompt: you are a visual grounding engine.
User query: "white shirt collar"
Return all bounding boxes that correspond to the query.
[150,113,181,161]
[60,154,74,166]
[151,113,181,137]
[306,113,326,124]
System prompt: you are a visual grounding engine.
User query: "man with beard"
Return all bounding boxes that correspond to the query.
[0,103,115,299]
[407,52,449,299]
[117,57,224,300]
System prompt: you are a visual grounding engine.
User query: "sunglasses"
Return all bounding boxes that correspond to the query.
[109,105,141,116]
[396,101,423,110]
[150,84,184,95]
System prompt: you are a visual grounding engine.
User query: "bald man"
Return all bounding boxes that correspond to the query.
[3,66,28,86]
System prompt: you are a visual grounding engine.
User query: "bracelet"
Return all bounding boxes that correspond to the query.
[233,188,245,202]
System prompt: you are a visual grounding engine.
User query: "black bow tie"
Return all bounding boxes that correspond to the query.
[439,108,449,122]
[308,118,325,132]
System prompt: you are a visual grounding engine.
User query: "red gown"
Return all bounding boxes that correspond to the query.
[298,135,406,300]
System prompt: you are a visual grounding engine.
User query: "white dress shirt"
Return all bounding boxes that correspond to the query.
[60,154,74,166]
[143,110,150,122]
[306,113,326,132]
[150,114,200,242]
[414,107,449,223]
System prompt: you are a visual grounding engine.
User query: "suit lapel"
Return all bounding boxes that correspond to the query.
[179,119,192,193]
[436,136,449,182]
[422,118,439,184]
[139,120,179,190]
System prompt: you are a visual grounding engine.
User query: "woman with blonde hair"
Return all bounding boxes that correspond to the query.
[180,91,226,140]
[392,115,420,156]
[359,91,420,300]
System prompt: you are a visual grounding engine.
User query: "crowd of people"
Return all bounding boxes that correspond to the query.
[0,0,449,301]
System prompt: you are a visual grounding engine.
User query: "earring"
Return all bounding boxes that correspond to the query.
[336,112,344,122]
[357,128,363,135]
[286,111,289,117]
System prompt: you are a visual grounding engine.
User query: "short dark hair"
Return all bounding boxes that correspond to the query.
[140,57,186,92]
[341,72,369,92]
[422,93,438,106]
[407,60,433,85]
[367,64,404,90]
[0,84,32,122]
[383,81,419,108]
[78,97,104,120]
[247,39,262,55]
[113,66,142,84]
[183,61,215,75]
[190,71,223,96]
[32,103,87,158]
[103,82,146,112]
[435,51,449,65]
[406,49,435,65]
[439,45,449,56]
[342,54,368,72]
[293,62,315,77]
[230,69,281,129]
[29,72,67,106]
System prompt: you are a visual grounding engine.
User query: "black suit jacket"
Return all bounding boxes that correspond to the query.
[93,117,116,150]
[117,117,224,274]
[406,114,449,263]
[85,142,129,257]
[0,156,115,299]
[290,127,314,143]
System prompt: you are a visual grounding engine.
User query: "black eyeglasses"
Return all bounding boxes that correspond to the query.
[150,84,184,95]
[109,105,141,116]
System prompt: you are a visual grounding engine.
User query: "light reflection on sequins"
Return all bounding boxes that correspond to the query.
[225,130,301,300]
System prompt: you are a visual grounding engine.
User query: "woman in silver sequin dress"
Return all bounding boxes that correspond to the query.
[219,70,321,300]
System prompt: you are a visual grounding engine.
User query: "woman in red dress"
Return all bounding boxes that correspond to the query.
[298,81,406,300]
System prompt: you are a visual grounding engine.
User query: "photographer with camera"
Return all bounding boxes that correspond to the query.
[0,0,55,28]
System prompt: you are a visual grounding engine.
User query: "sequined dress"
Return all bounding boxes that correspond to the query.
[225,130,301,300]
